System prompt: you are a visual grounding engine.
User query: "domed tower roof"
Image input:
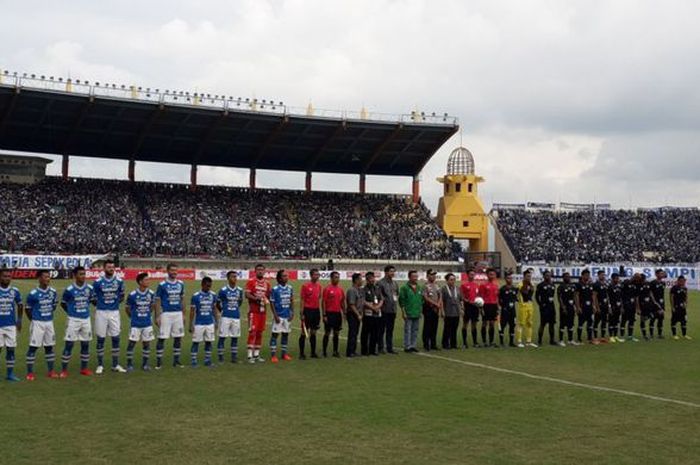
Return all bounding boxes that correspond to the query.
[446,146,474,175]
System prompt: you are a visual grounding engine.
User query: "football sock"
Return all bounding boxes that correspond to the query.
[5,348,14,378]
[173,337,182,365]
[156,339,165,367]
[204,341,212,366]
[322,333,329,356]
[217,338,225,362]
[62,341,74,371]
[231,338,238,361]
[270,335,278,357]
[80,342,90,369]
[45,346,55,372]
[309,334,316,355]
[190,342,199,365]
[96,337,105,366]
[126,341,136,367]
[142,343,150,367]
[111,336,120,367]
[281,333,289,356]
[298,334,306,356]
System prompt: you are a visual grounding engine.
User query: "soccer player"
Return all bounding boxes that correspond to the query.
[0,267,22,382]
[322,271,345,357]
[125,272,156,372]
[535,270,557,346]
[270,270,294,363]
[345,273,364,358]
[650,269,666,338]
[299,269,322,359]
[592,270,611,342]
[637,274,658,341]
[217,271,243,363]
[422,269,442,351]
[189,277,219,367]
[25,270,59,380]
[575,269,595,343]
[670,275,690,340]
[557,272,578,346]
[155,263,186,369]
[460,269,480,348]
[608,273,624,342]
[498,272,518,347]
[377,265,399,354]
[620,273,640,342]
[361,271,383,356]
[478,268,499,347]
[245,264,271,363]
[60,266,94,377]
[516,269,537,348]
[93,259,127,374]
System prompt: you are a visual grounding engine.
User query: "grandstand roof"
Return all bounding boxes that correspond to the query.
[0,75,458,177]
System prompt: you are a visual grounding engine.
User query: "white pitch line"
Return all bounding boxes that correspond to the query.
[416,352,700,409]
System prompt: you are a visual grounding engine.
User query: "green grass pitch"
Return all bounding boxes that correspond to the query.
[1,278,699,465]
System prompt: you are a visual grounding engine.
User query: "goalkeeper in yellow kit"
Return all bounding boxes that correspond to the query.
[516,269,538,348]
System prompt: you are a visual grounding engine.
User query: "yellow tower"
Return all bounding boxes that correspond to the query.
[436,147,489,252]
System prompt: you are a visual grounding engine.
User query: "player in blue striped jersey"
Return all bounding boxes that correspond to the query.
[125,273,156,372]
[189,277,219,367]
[216,271,244,363]
[270,270,294,363]
[59,266,94,377]
[25,270,59,380]
[155,263,186,369]
[93,260,126,374]
[0,267,23,382]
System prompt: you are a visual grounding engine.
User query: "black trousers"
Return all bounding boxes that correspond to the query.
[360,316,380,355]
[422,307,439,350]
[380,312,396,352]
[346,314,360,357]
[442,316,459,349]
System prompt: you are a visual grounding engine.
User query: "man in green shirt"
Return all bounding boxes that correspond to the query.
[399,270,423,353]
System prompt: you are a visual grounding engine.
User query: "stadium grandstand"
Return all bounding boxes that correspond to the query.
[0,71,460,262]
[493,207,700,263]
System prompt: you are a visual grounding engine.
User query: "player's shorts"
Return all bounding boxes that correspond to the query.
[192,324,215,343]
[464,303,480,323]
[129,326,155,342]
[610,302,623,319]
[483,304,498,321]
[218,317,241,338]
[539,305,556,324]
[500,307,516,327]
[671,308,687,325]
[248,312,267,333]
[65,317,92,342]
[622,303,637,323]
[559,307,575,328]
[95,310,121,338]
[159,312,185,339]
[324,312,343,332]
[29,320,56,347]
[578,306,594,325]
[640,304,655,320]
[0,326,17,348]
[271,317,291,334]
[302,308,321,331]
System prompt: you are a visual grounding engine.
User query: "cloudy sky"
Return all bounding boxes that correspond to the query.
[2,0,699,211]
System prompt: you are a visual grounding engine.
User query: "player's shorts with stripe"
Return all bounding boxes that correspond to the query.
[464,303,480,323]
[129,326,155,342]
[324,312,343,332]
[302,308,321,330]
[0,326,17,348]
[248,312,266,333]
[95,310,121,338]
[271,317,291,334]
[671,308,687,325]
[159,312,185,339]
[218,317,241,338]
[29,320,55,347]
[483,304,498,321]
[65,317,92,342]
[192,324,215,342]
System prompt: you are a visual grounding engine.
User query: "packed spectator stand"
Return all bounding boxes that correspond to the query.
[495,208,700,263]
[0,177,456,261]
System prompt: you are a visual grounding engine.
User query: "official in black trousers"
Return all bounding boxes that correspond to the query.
[421,269,442,351]
[440,273,461,349]
[345,273,365,357]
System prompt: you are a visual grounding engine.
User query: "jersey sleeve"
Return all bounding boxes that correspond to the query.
[14,289,22,304]
[178,282,184,298]
[155,283,164,300]
[26,291,36,310]
[126,292,135,308]
[61,288,72,304]
[190,294,197,308]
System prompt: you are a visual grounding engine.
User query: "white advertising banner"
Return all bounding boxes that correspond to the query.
[0,254,107,270]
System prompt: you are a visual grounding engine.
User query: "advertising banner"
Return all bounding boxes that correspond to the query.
[0,254,107,270]
[86,268,197,281]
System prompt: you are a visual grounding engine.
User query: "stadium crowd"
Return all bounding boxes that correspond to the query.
[0,177,455,261]
[495,209,700,263]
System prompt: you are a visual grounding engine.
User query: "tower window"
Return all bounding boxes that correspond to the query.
[468,183,473,192]
[455,183,461,192]
[463,220,469,227]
